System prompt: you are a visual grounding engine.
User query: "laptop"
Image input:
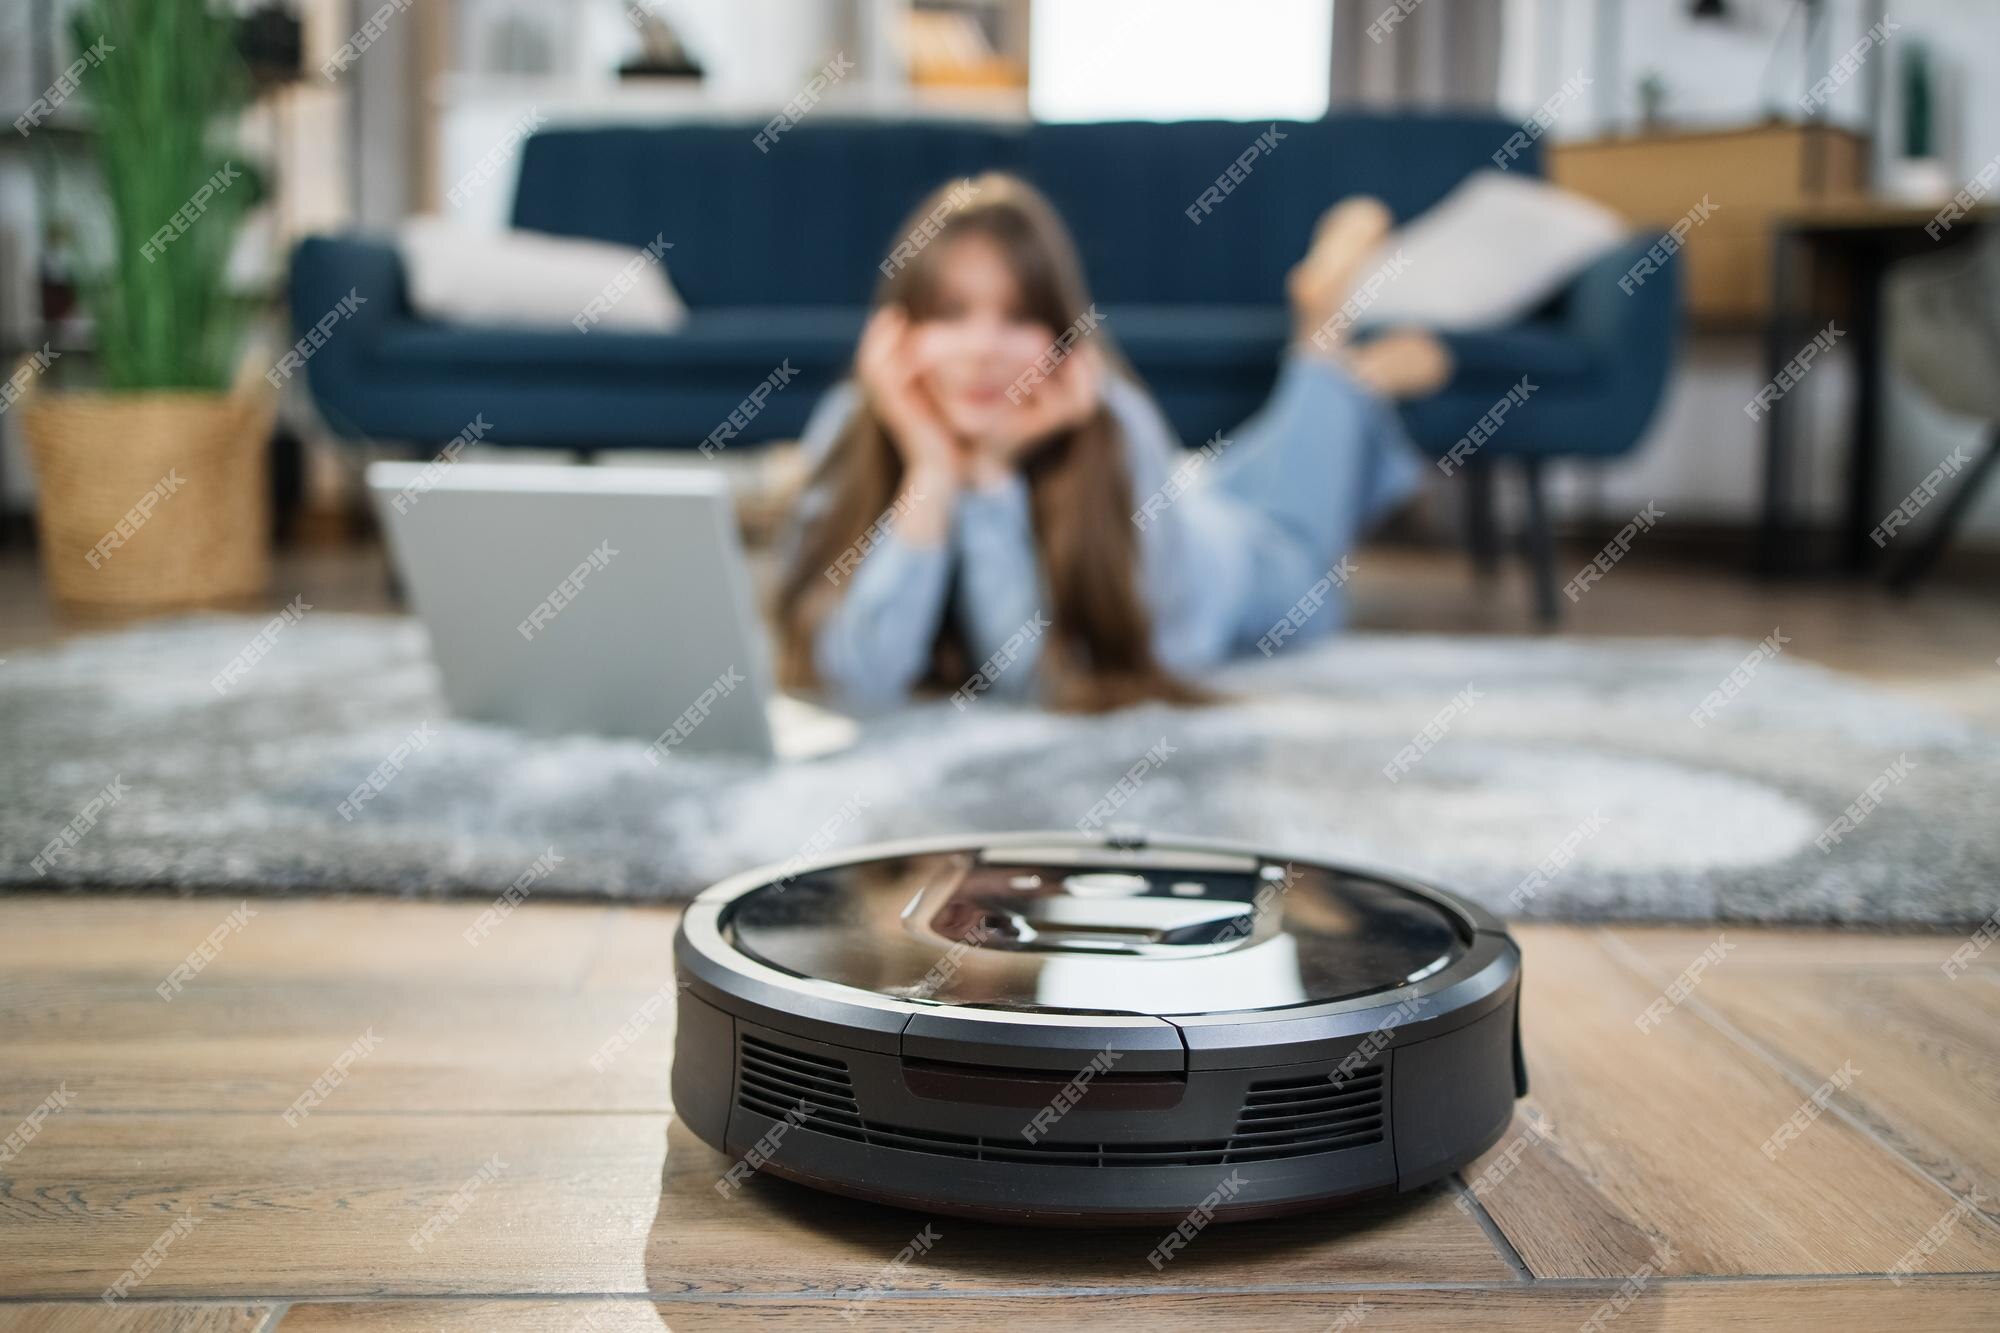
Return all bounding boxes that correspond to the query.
[366,461,856,760]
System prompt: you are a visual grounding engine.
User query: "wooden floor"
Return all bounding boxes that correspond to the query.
[3,540,1998,1326]
[0,896,1996,1330]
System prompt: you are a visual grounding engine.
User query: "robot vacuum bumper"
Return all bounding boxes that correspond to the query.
[672,831,1525,1225]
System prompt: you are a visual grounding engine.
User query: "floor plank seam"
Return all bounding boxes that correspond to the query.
[1449,1172,1534,1281]
[1591,927,1999,1229]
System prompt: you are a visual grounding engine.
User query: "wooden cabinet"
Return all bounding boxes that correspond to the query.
[1548,123,1869,326]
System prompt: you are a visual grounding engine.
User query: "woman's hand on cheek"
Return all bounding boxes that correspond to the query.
[857,306,962,484]
[969,342,1106,485]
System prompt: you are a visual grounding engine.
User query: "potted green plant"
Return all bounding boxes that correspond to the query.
[22,0,270,608]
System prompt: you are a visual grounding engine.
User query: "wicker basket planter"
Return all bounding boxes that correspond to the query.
[23,389,273,608]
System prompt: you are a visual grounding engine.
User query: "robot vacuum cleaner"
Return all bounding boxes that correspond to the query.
[672,831,1525,1225]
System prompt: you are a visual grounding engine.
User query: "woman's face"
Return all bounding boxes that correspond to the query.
[910,232,1058,442]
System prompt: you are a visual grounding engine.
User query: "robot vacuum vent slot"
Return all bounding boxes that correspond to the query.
[1245,1070,1381,1099]
[740,1058,855,1102]
[740,1074,864,1121]
[1237,1105,1383,1135]
[1231,1070,1386,1150]
[740,1036,850,1078]
[1238,1074,1385,1125]
[734,1035,1389,1167]
[738,1037,867,1135]
[1239,1090,1384,1121]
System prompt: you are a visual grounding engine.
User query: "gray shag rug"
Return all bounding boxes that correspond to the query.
[2,613,1994,924]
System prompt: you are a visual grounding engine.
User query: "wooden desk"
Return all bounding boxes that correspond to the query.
[1759,198,1996,575]
[1548,123,1869,327]
[1551,125,1996,574]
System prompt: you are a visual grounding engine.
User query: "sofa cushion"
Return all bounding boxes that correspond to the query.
[398,218,689,332]
[1354,172,1626,332]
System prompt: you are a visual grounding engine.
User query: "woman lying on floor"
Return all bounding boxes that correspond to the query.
[777,171,1450,713]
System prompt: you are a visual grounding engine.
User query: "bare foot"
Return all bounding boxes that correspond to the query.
[1287,197,1393,348]
[1345,329,1453,400]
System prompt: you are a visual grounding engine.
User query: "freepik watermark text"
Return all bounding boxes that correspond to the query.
[1256,559,1357,657]
[1619,196,1720,295]
[572,234,673,332]
[1438,377,1536,475]
[699,361,798,458]
[1184,124,1287,224]
[388,416,493,514]
[86,470,184,568]
[1005,306,1105,405]
[14,38,113,137]
[31,776,130,877]
[519,542,617,640]
[1492,71,1591,169]
[336,722,438,821]
[951,613,1051,709]
[754,53,854,153]
[881,178,981,276]
[1563,502,1666,602]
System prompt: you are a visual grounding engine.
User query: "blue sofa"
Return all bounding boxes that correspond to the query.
[292,114,1678,618]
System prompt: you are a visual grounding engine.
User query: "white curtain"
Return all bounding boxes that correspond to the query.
[1330,0,1505,109]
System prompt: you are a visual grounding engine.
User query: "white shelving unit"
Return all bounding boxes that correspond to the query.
[431,0,1029,228]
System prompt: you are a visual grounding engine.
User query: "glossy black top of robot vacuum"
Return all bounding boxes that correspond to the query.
[719,842,1469,1017]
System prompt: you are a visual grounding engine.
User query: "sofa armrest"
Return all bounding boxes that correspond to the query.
[1559,234,1679,354]
[1548,233,1682,451]
[286,234,408,371]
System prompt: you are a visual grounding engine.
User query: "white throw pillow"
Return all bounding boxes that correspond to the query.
[1353,171,1627,331]
[397,217,688,332]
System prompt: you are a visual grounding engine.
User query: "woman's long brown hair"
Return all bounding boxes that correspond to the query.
[776,172,1202,713]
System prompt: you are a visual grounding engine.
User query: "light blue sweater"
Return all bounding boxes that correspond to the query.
[793,354,1419,708]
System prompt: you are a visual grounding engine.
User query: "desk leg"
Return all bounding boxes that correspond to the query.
[1840,243,1885,574]
[1886,423,2000,591]
[1464,461,1499,578]
[1758,230,1803,576]
[1518,457,1559,628]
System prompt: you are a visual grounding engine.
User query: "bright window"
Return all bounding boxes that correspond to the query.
[1029,0,1333,123]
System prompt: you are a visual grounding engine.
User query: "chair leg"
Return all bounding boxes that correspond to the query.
[1464,461,1499,578]
[1518,457,1560,627]
[1886,423,2000,593]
